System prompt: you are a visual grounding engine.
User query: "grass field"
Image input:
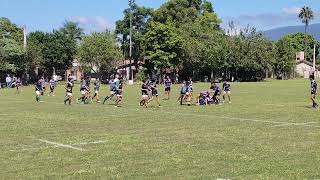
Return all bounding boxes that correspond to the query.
[0,79,320,179]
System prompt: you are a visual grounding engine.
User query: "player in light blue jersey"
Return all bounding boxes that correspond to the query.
[103,75,118,104]
[92,78,101,103]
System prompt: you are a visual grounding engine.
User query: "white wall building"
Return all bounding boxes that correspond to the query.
[296,60,320,79]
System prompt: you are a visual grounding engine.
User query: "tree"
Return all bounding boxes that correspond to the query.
[143,21,183,77]
[281,33,319,62]
[179,12,222,78]
[115,4,153,61]
[78,31,122,74]
[0,38,25,73]
[0,17,25,73]
[298,6,314,53]
[28,30,77,75]
[274,37,295,79]
[0,17,23,43]
[153,0,199,26]
[201,0,214,13]
[60,21,84,42]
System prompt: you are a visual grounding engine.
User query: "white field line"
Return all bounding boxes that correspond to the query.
[10,140,106,152]
[72,140,106,146]
[273,122,317,127]
[38,139,86,151]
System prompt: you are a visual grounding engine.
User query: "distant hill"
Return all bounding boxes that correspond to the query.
[264,23,320,41]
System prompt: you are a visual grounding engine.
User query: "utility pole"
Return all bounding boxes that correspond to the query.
[313,44,316,78]
[129,0,134,81]
[23,25,27,50]
[313,44,316,70]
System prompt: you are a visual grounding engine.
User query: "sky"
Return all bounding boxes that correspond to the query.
[1,0,319,33]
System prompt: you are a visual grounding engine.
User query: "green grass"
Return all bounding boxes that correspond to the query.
[0,79,320,179]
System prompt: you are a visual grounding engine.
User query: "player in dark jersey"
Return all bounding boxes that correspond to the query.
[15,77,22,94]
[48,77,56,96]
[196,91,211,106]
[310,75,318,108]
[35,79,43,102]
[164,76,172,100]
[64,78,74,105]
[212,83,221,105]
[85,77,91,103]
[222,81,231,103]
[92,78,101,103]
[140,80,150,107]
[115,77,123,107]
[77,77,86,103]
[148,80,161,107]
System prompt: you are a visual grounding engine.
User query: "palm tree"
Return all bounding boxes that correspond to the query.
[298,6,314,55]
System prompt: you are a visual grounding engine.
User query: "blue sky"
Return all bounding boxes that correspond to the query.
[1,0,319,33]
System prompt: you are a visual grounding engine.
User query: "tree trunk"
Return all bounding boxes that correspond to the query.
[304,24,307,57]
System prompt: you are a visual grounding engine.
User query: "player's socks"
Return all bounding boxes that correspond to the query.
[139,100,145,106]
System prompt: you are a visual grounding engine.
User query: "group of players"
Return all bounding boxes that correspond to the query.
[34,74,233,108]
[138,76,232,108]
[31,73,320,109]
[33,73,234,107]
[34,74,124,106]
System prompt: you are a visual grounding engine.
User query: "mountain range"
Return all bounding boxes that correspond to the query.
[263,23,320,41]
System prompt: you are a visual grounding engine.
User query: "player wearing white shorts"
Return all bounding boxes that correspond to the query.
[115,77,123,107]
[92,78,100,103]
[64,78,74,105]
[103,77,117,104]
[140,80,150,108]
[35,79,43,102]
[222,81,231,103]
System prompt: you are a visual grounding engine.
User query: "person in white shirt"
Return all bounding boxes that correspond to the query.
[6,74,12,88]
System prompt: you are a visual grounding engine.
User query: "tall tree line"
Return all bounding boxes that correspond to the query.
[0,1,319,82]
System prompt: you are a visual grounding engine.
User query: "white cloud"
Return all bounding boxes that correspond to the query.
[282,7,301,15]
[68,16,114,33]
[221,7,320,30]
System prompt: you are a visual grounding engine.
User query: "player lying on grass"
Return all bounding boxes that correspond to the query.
[196,91,208,106]
[64,78,74,105]
[310,75,318,108]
